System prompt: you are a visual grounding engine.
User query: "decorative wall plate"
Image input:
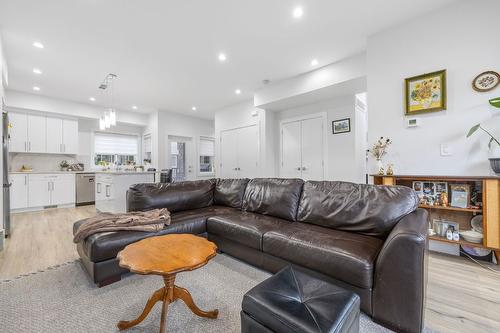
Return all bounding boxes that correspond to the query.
[472,71,500,92]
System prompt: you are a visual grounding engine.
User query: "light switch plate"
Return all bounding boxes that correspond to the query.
[440,143,453,156]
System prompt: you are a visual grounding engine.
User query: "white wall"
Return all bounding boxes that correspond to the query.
[214,100,276,177]
[147,110,214,178]
[274,95,365,183]
[255,53,366,108]
[5,90,149,127]
[367,0,500,176]
[0,34,5,242]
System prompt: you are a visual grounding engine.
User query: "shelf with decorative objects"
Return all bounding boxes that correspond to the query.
[372,175,500,264]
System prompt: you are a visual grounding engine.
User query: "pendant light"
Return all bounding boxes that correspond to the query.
[99,116,105,130]
[98,73,118,130]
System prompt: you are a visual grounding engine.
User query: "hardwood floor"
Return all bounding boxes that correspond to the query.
[1,206,499,332]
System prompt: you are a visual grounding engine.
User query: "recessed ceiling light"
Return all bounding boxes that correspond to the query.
[132,105,138,110]
[33,86,40,91]
[192,106,197,111]
[89,97,96,102]
[33,41,44,49]
[293,7,304,18]
[311,59,318,66]
[33,68,42,74]
[218,53,227,62]
[235,89,241,95]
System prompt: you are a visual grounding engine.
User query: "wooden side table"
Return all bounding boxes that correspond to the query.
[117,234,219,333]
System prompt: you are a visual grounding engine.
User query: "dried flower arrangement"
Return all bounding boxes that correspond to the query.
[368,137,392,160]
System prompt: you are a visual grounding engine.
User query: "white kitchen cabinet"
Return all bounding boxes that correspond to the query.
[8,112,28,153]
[95,173,154,213]
[62,119,79,154]
[10,174,29,209]
[27,173,76,208]
[50,174,76,205]
[219,125,259,178]
[28,174,51,207]
[46,117,78,154]
[9,111,78,154]
[46,117,64,153]
[27,114,47,153]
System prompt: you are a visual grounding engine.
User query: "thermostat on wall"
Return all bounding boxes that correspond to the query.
[407,118,420,127]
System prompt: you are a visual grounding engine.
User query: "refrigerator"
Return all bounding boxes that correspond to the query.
[2,111,10,237]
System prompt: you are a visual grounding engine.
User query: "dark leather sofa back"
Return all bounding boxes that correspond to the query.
[214,178,250,208]
[297,181,419,238]
[242,178,304,221]
[126,179,216,213]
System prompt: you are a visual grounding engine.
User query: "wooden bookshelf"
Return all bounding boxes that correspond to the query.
[373,174,500,263]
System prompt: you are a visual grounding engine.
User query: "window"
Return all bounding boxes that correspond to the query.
[94,132,139,166]
[199,137,215,174]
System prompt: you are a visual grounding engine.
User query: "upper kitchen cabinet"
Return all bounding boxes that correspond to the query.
[9,111,78,154]
[46,117,78,154]
[9,112,46,153]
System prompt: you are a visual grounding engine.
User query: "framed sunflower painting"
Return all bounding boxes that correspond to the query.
[405,69,447,115]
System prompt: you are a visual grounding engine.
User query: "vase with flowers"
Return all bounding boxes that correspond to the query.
[368,137,392,175]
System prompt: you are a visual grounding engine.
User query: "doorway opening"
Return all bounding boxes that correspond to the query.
[168,135,193,182]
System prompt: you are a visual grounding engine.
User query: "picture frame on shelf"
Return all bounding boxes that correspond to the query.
[332,118,350,134]
[450,184,471,208]
[405,69,447,115]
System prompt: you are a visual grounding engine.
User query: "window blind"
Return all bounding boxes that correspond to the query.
[95,132,138,155]
[199,137,215,156]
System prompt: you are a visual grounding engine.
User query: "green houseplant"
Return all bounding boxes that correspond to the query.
[467,97,500,173]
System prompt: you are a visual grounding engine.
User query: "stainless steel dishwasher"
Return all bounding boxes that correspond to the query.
[76,173,95,206]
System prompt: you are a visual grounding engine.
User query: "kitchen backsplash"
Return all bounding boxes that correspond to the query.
[9,153,89,172]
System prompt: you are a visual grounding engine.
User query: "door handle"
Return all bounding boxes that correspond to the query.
[297,167,301,171]
[97,183,101,193]
[28,141,31,151]
[302,167,307,171]
[105,185,111,197]
[24,142,27,151]
[60,143,63,152]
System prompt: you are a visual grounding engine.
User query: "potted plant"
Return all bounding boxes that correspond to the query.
[59,160,70,171]
[467,97,500,174]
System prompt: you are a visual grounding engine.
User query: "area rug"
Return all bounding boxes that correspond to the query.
[0,254,399,332]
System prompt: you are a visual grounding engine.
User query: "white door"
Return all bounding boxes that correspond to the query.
[27,114,46,153]
[62,119,79,154]
[10,174,28,209]
[46,117,63,153]
[301,117,324,180]
[220,129,239,178]
[9,112,28,152]
[237,125,259,178]
[28,175,51,207]
[51,174,76,205]
[280,121,302,178]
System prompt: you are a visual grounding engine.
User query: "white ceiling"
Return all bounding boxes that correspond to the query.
[0,0,457,119]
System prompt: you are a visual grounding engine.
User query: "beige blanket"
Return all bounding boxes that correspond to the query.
[73,208,171,243]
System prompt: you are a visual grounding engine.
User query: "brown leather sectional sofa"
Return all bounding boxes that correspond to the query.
[73,178,428,333]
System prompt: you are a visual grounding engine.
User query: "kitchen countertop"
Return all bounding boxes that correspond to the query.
[9,170,162,175]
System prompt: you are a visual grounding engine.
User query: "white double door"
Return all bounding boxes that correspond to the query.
[220,125,259,178]
[280,116,325,180]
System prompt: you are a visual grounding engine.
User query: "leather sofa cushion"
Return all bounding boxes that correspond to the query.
[263,222,384,289]
[242,178,304,221]
[76,206,236,262]
[207,212,291,250]
[242,266,360,333]
[214,178,250,208]
[297,181,419,238]
[126,179,216,213]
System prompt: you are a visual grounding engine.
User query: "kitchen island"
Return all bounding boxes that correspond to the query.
[95,171,158,213]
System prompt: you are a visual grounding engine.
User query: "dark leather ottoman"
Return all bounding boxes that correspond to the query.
[241,266,360,333]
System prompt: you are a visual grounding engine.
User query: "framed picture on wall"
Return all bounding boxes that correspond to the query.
[405,69,447,115]
[332,118,350,134]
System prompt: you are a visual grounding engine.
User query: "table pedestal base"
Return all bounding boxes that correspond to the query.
[117,274,218,333]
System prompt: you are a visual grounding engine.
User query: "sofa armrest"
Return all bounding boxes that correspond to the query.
[372,208,428,333]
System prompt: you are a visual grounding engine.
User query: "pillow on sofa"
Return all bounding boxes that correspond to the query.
[127,179,216,213]
[297,181,419,238]
[214,178,250,209]
[242,178,304,221]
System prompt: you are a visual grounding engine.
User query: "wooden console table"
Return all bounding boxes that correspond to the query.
[372,175,500,260]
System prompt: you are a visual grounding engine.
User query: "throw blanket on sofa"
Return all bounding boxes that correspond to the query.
[73,208,171,243]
